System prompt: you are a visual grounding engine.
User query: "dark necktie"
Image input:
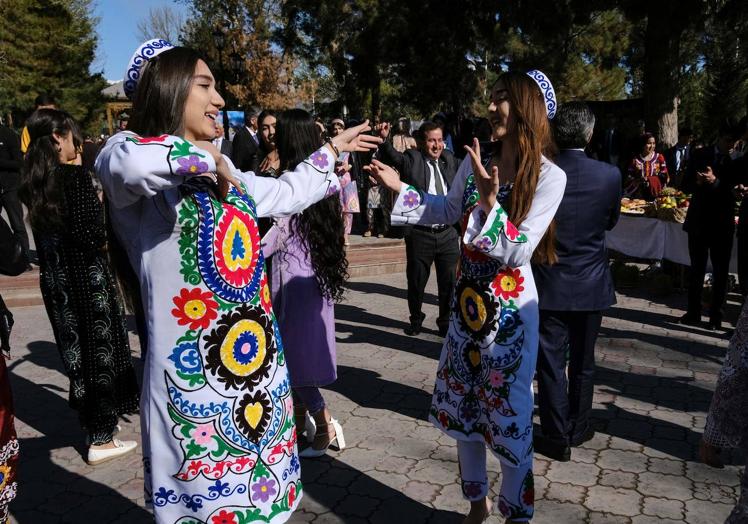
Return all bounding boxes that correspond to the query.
[430,159,445,195]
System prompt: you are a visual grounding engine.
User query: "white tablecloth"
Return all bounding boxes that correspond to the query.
[606,215,738,271]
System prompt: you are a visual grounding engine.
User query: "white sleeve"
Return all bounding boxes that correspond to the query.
[95,131,216,209]
[390,156,471,226]
[232,147,340,218]
[463,162,566,267]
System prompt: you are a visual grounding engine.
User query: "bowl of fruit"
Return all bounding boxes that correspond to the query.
[655,188,690,222]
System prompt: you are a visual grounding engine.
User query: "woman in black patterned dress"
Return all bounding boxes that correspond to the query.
[19,109,140,465]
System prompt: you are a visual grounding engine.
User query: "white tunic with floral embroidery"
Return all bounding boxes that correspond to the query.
[96,131,339,524]
[391,155,565,469]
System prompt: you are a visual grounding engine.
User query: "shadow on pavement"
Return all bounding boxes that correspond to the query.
[345,280,439,307]
[299,454,463,523]
[335,318,443,360]
[599,326,726,364]
[329,365,431,421]
[8,341,151,522]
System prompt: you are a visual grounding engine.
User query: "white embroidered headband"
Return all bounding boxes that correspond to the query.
[123,38,175,99]
[526,69,557,119]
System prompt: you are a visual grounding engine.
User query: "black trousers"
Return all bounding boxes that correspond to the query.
[536,310,603,444]
[686,228,734,323]
[0,188,29,262]
[404,226,459,330]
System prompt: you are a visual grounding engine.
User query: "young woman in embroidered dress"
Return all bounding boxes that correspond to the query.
[95,40,379,524]
[368,71,566,523]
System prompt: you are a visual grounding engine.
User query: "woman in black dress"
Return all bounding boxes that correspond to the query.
[19,109,140,465]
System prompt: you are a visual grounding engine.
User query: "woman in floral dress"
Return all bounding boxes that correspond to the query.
[624,132,668,199]
[368,71,565,523]
[95,41,378,524]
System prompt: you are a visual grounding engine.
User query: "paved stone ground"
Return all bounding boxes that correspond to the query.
[5,271,744,523]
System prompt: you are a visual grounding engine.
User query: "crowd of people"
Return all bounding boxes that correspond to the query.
[0,35,748,524]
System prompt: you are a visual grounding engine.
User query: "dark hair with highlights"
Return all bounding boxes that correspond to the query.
[275,108,348,302]
[128,47,203,136]
[19,108,81,232]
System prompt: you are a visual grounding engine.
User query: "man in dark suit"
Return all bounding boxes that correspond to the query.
[681,125,739,331]
[666,127,693,189]
[532,102,621,461]
[376,121,460,336]
[213,121,233,157]
[230,108,259,172]
[0,119,29,268]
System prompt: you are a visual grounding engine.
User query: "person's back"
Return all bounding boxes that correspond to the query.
[534,150,621,310]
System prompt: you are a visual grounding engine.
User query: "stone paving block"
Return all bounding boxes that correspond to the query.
[686,461,741,486]
[636,471,693,500]
[586,512,632,523]
[597,449,648,473]
[630,517,682,524]
[544,481,587,504]
[402,480,441,504]
[531,499,588,523]
[546,460,600,487]
[646,457,685,476]
[599,470,638,489]
[684,498,734,524]
[585,486,643,517]
[692,481,738,504]
[571,446,599,464]
[642,497,684,520]
[333,493,379,518]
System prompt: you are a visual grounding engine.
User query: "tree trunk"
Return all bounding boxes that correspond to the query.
[642,0,686,149]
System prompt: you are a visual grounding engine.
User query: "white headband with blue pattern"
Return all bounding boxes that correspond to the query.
[123,39,174,99]
[526,70,557,119]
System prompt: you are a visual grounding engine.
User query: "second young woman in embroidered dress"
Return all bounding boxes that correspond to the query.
[369,72,566,523]
[95,46,379,524]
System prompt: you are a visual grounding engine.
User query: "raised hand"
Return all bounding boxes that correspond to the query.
[194,140,244,199]
[375,122,391,139]
[363,159,401,193]
[330,120,383,153]
[463,138,499,212]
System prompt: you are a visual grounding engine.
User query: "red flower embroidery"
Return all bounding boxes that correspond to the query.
[212,510,238,524]
[171,288,218,330]
[260,275,272,314]
[504,220,520,240]
[438,412,449,427]
[288,483,297,507]
[490,268,524,300]
[135,134,169,143]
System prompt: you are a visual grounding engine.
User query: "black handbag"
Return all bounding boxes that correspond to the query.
[0,216,25,276]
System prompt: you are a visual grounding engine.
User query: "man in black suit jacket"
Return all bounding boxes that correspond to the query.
[230,109,259,172]
[0,121,29,267]
[533,103,621,461]
[681,126,739,330]
[376,121,460,336]
[213,121,233,158]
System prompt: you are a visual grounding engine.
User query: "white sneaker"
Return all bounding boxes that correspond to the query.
[87,438,137,465]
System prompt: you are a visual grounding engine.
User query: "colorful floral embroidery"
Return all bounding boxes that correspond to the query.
[177,155,211,175]
[172,288,218,330]
[204,304,276,392]
[128,134,169,144]
[455,280,497,340]
[401,187,421,209]
[474,236,493,252]
[491,268,525,300]
[251,477,277,503]
[310,150,329,169]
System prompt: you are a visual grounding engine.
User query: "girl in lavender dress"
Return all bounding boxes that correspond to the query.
[263,109,348,458]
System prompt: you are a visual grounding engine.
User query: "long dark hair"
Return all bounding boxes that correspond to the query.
[493,71,558,265]
[19,108,81,232]
[275,109,348,302]
[128,47,203,136]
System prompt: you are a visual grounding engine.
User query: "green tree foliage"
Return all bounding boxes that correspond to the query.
[0,0,106,133]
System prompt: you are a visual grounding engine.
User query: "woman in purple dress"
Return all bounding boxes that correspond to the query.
[263,109,349,458]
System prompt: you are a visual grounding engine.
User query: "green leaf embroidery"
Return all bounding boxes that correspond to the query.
[170,139,205,160]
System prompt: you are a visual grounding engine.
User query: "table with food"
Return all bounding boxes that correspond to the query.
[608,189,737,270]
